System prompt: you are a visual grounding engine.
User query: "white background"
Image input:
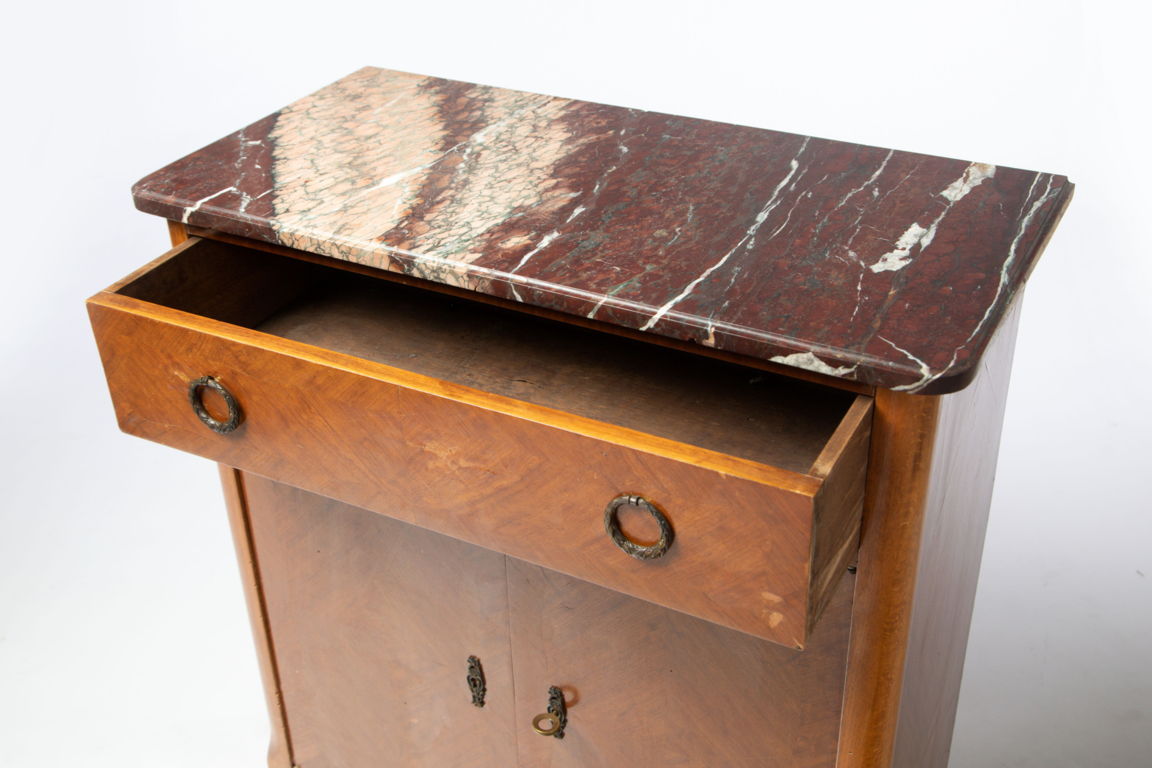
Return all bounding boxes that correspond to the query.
[1,1,1149,766]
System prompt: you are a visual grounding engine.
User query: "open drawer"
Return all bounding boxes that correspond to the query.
[88,236,871,649]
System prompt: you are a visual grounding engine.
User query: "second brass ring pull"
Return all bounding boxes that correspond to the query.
[188,376,243,434]
[532,712,562,737]
[604,494,674,560]
[531,686,568,738]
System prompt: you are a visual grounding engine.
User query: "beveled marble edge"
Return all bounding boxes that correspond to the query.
[133,67,1072,393]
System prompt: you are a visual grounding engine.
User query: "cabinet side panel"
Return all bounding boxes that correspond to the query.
[838,300,1023,768]
[891,300,1023,768]
[508,559,854,768]
[218,466,295,768]
[243,476,519,768]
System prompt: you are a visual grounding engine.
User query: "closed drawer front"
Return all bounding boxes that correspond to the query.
[89,236,871,649]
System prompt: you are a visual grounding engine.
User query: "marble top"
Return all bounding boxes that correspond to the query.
[133,67,1071,393]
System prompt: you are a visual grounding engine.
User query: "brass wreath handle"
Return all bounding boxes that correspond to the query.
[604,494,674,560]
[188,376,243,434]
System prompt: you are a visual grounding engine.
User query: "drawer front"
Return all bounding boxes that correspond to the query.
[89,252,870,649]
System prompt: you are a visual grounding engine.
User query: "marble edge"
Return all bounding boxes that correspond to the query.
[130,176,1073,396]
[908,178,1074,395]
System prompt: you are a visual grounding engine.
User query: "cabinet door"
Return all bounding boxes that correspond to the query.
[244,476,517,768]
[507,558,854,768]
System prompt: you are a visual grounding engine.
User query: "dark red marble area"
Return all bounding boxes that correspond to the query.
[132,67,1072,393]
[132,112,279,242]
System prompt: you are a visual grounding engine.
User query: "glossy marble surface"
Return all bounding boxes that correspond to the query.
[133,67,1071,393]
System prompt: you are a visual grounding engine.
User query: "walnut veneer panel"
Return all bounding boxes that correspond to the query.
[133,67,1071,392]
[243,476,518,768]
[507,558,855,767]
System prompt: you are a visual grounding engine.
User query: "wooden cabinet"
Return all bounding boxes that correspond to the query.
[90,67,1072,767]
[89,235,868,765]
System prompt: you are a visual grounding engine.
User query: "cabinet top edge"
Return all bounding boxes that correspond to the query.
[132,66,1072,394]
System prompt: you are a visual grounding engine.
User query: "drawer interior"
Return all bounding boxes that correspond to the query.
[118,237,857,474]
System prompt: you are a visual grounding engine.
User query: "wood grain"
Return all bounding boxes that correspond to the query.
[257,276,853,473]
[836,300,1023,767]
[100,239,834,491]
[167,219,189,246]
[217,467,294,768]
[243,475,518,768]
[807,396,872,632]
[507,557,856,768]
[890,299,1023,768]
[88,239,872,646]
[836,387,939,768]
[119,237,315,329]
[88,292,821,646]
[121,236,855,472]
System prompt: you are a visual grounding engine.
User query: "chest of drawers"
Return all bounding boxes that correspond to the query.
[88,67,1071,767]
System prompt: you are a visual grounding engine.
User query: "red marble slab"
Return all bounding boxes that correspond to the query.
[133,67,1071,393]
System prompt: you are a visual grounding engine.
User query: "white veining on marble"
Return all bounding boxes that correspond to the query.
[768,351,857,377]
[818,155,913,266]
[511,229,561,273]
[352,117,513,200]
[182,186,237,224]
[143,66,1068,394]
[901,172,1060,390]
[585,204,693,321]
[233,129,260,213]
[584,296,609,319]
[504,125,621,281]
[766,189,813,240]
[639,138,810,331]
[846,250,867,323]
[969,173,1055,339]
[869,223,930,273]
[941,162,995,202]
[835,149,894,210]
[869,162,997,273]
[879,337,934,392]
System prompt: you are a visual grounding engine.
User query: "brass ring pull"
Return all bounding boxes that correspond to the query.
[532,712,562,736]
[188,376,243,434]
[531,686,568,738]
[604,494,674,560]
